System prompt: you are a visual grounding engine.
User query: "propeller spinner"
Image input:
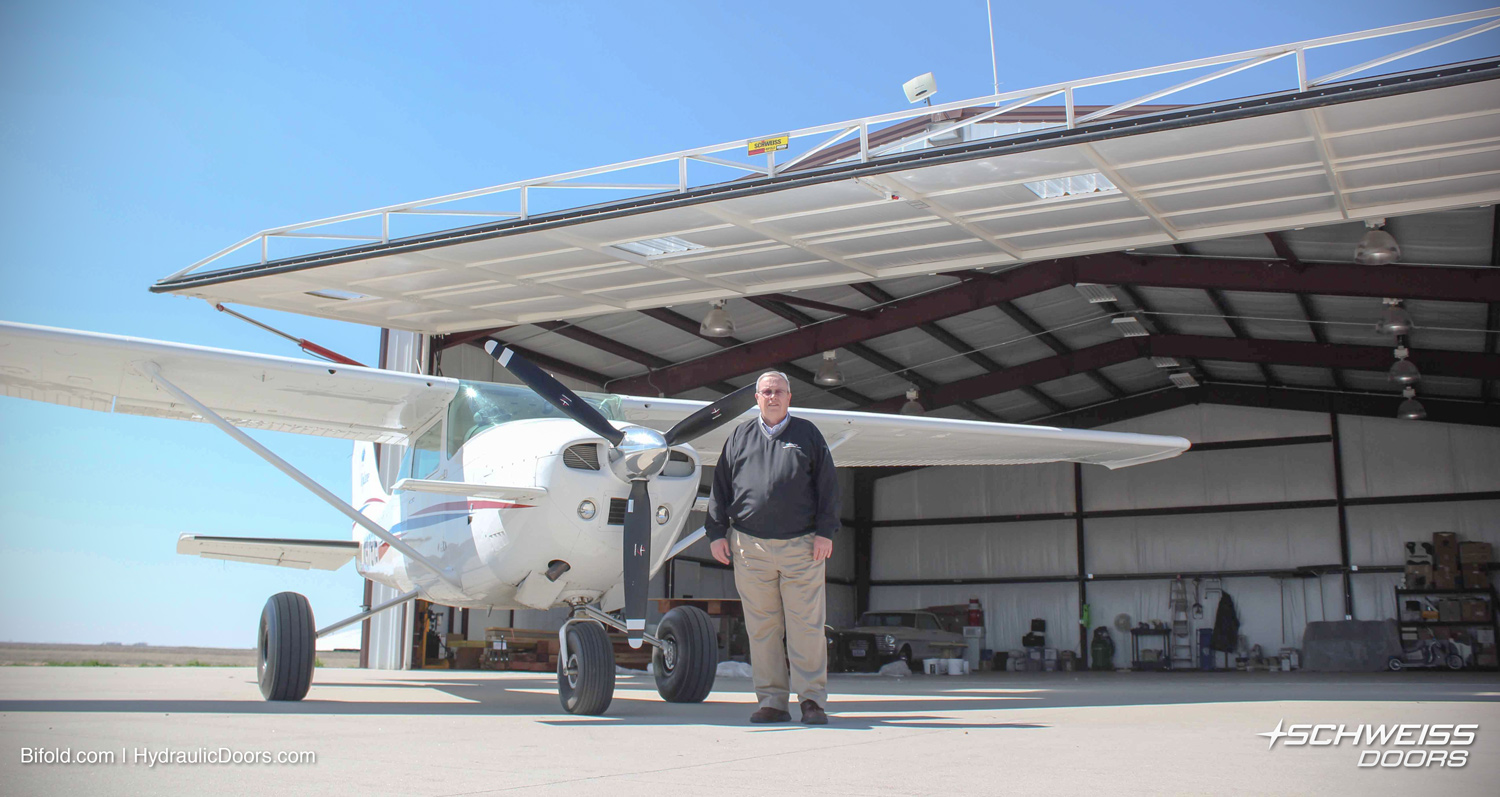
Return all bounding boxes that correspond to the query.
[484,342,757,647]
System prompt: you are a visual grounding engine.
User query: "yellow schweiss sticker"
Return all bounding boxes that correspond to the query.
[747,134,789,156]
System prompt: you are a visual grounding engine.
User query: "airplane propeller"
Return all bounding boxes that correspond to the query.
[484,341,758,647]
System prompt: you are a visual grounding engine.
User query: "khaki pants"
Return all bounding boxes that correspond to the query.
[731,529,827,710]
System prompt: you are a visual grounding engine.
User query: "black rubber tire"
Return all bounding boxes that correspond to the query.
[900,645,915,668]
[558,621,615,715]
[1446,654,1465,671]
[257,592,316,701]
[1387,657,1404,672]
[653,606,717,703]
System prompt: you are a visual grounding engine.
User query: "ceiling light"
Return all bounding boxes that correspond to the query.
[1112,317,1149,337]
[900,388,924,415]
[1168,372,1199,389]
[1355,221,1401,265]
[1389,346,1420,386]
[615,235,706,259]
[814,351,845,386]
[1375,298,1413,336]
[1397,386,1426,420]
[700,300,734,337]
[1150,357,1180,368]
[1075,283,1118,304]
[1023,173,1119,200]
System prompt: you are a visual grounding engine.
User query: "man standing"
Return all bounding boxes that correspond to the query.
[707,371,839,725]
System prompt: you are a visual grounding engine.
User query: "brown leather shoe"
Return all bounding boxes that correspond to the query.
[749,706,792,723]
[799,699,828,725]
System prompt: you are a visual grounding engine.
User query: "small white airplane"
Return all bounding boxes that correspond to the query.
[0,319,1189,714]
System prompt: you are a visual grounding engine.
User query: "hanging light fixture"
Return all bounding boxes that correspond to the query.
[1355,220,1401,265]
[900,387,924,415]
[1374,298,1413,336]
[1388,346,1420,385]
[699,300,734,337]
[813,350,845,386]
[1397,386,1426,420]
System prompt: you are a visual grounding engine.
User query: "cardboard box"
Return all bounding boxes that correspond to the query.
[1462,600,1491,622]
[1434,532,1458,554]
[1462,564,1490,589]
[1439,599,1463,622]
[1476,628,1496,645]
[1460,542,1493,564]
[1434,566,1458,590]
[1406,563,1433,589]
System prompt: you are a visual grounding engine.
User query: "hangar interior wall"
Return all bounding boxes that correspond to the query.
[864,404,1500,662]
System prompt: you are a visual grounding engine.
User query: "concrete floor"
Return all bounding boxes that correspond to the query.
[2,667,1498,796]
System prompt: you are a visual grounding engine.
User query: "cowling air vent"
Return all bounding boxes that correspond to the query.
[607,498,628,526]
[563,444,600,470]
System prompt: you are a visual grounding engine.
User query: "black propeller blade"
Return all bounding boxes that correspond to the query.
[623,479,652,648]
[484,342,624,446]
[663,383,758,446]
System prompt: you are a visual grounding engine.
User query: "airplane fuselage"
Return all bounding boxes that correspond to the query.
[351,416,702,612]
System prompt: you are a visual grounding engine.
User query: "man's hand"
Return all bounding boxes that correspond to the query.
[711,538,731,565]
[813,536,833,561]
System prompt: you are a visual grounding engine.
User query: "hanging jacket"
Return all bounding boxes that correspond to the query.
[1210,591,1240,652]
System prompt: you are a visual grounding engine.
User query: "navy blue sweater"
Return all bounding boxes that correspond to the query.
[705,415,840,542]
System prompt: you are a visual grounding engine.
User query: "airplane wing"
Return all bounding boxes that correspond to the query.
[0,321,457,444]
[176,534,359,570]
[616,397,1189,469]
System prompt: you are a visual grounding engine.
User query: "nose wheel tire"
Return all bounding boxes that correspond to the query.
[653,605,717,703]
[257,592,316,701]
[558,621,615,715]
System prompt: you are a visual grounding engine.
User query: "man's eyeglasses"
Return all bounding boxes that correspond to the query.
[757,389,788,397]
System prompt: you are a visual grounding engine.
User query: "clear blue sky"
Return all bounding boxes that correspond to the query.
[1,1,1493,647]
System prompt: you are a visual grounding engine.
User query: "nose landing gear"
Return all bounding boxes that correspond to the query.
[557,603,719,714]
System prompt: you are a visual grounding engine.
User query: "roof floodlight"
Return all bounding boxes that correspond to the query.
[903,72,938,106]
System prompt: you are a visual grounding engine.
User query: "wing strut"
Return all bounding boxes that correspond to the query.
[140,362,463,591]
[316,589,419,638]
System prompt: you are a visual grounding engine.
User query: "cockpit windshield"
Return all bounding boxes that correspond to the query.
[446,381,622,456]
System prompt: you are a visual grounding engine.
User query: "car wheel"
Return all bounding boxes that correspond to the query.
[900,645,914,668]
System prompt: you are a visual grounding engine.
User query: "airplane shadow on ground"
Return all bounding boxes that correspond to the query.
[3,671,1497,728]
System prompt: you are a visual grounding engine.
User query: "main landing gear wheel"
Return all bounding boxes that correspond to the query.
[653,605,717,703]
[257,592,316,701]
[558,621,615,715]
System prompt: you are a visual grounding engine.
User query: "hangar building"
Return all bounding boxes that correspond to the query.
[153,10,1500,673]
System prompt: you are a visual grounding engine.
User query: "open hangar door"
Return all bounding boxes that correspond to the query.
[857,405,1499,671]
[150,18,1500,672]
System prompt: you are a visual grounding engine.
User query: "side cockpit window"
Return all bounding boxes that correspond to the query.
[404,422,443,479]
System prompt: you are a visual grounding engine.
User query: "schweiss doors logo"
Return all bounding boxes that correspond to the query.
[1258,721,1476,767]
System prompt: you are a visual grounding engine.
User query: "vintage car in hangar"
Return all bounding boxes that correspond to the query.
[825,625,882,673]
[850,610,969,666]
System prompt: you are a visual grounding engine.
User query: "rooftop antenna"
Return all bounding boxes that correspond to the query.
[986,0,999,104]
